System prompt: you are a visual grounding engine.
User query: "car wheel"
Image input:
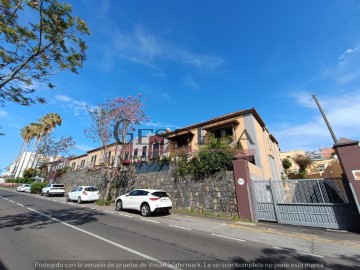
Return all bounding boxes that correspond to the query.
[115,200,123,211]
[40,191,43,196]
[66,196,70,202]
[140,203,150,217]
[77,196,82,204]
[46,191,50,197]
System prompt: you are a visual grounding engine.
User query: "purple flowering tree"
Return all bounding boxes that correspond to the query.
[85,94,147,201]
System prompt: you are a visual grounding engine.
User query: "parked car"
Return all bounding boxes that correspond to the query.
[66,186,100,204]
[17,184,31,193]
[41,184,65,197]
[115,189,172,216]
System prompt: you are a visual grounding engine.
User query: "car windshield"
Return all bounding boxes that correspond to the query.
[53,185,64,188]
[151,191,169,198]
[84,187,98,192]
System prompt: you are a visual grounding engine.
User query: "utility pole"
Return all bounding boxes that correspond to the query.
[312,94,337,144]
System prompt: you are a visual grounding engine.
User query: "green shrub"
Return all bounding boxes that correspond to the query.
[174,149,233,179]
[95,199,111,206]
[31,183,47,194]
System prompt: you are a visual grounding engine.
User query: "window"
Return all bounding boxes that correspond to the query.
[91,155,97,163]
[134,148,138,158]
[213,127,233,139]
[124,152,129,160]
[71,162,75,170]
[71,187,78,192]
[129,190,140,196]
[175,137,188,148]
[142,146,147,158]
[151,191,169,198]
[80,160,85,168]
[152,143,160,159]
[85,187,99,192]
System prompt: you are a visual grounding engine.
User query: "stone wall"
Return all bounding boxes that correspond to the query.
[56,166,238,216]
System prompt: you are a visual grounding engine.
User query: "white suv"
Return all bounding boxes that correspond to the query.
[41,184,65,197]
[115,189,172,216]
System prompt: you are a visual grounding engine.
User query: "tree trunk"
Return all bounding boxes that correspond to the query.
[17,142,30,178]
[29,136,41,169]
[23,138,37,175]
[11,140,25,179]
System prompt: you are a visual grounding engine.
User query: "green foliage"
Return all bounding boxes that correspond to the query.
[174,149,234,179]
[30,182,47,194]
[23,168,37,179]
[95,199,111,206]
[282,158,292,173]
[6,178,33,183]
[0,0,90,106]
[293,154,313,179]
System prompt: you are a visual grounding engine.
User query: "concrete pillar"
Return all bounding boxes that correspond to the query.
[232,154,256,221]
[334,138,360,214]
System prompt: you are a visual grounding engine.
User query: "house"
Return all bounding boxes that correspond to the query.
[162,108,283,180]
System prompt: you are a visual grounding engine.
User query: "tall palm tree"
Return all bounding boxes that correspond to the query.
[31,113,62,170]
[23,123,42,174]
[11,126,30,179]
[16,124,37,178]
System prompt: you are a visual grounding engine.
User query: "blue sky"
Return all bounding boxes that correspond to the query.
[1,0,360,173]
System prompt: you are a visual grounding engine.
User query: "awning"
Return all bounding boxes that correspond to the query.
[164,131,194,139]
[203,119,239,130]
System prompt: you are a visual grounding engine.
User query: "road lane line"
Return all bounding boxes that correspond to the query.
[26,207,181,270]
[168,225,192,231]
[326,229,347,233]
[118,213,133,217]
[211,233,246,242]
[298,251,323,258]
[16,203,24,207]
[8,200,15,203]
[273,246,283,250]
[141,218,160,224]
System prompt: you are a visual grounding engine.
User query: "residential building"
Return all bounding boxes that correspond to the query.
[162,108,284,180]
[280,150,306,174]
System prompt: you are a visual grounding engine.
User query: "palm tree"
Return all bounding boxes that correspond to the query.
[22,123,42,174]
[11,126,30,179]
[16,124,37,178]
[31,113,62,170]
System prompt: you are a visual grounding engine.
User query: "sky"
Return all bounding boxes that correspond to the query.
[1,0,360,173]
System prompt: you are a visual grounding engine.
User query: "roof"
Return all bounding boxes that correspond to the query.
[162,108,267,137]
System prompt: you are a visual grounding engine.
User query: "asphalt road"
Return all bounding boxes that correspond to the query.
[0,189,358,270]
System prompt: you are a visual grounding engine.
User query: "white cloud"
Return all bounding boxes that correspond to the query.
[275,92,360,151]
[184,76,199,90]
[54,95,88,116]
[75,144,93,152]
[338,46,359,61]
[0,109,8,118]
[143,121,180,130]
[108,26,224,71]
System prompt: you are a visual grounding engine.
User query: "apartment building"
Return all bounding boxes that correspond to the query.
[162,108,284,180]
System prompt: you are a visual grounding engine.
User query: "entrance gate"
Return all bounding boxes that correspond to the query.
[252,178,360,230]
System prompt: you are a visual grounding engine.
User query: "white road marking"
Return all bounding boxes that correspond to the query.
[16,203,24,207]
[211,233,246,242]
[118,213,133,217]
[90,208,96,210]
[273,246,283,250]
[141,218,160,224]
[26,207,181,270]
[105,210,112,213]
[298,251,324,258]
[326,229,347,233]
[8,200,15,203]
[3,198,9,200]
[168,225,192,231]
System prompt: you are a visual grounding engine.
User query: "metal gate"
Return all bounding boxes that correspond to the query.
[252,179,360,230]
